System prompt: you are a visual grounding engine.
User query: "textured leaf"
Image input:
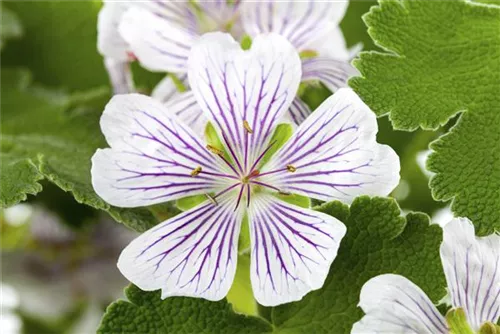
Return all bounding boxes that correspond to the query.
[0,68,160,231]
[97,285,272,334]
[350,0,500,235]
[99,197,446,333]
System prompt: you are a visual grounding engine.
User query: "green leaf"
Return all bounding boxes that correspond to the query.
[97,285,272,334]
[1,68,160,232]
[258,123,293,169]
[0,4,23,50]
[349,0,500,235]
[99,197,445,333]
[270,197,446,333]
[273,193,311,209]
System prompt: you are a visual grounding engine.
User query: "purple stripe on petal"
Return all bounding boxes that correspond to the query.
[118,192,244,301]
[247,193,346,306]
[260,88,400,204]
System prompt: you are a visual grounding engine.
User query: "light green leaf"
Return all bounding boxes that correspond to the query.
[97,285,272,334]
[99,197,445,333]
[258,123,293,169]
[349,0,500,235]
[176,194,207,212]
[273,193,311,209]
[0,68,160,232]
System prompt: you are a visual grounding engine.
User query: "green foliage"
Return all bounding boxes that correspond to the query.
[350,0,500,235]
[97,285,272,334]
[0,68,160,232]
[99,197,446,333]
[1,4,23,50]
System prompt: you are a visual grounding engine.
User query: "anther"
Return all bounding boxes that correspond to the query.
[286,165,297,173]
[206,194,218,205]
[243,120,253,134]
[206,144,223,155]
[278,191,291,196]
[190,166,202,177]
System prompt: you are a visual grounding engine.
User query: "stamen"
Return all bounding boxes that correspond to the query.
[205,194,218,206]
[243,120,253,134]
[278,191,291,196]
[206,144,223,156]
[286,164,297,173]
[190,166,202,177]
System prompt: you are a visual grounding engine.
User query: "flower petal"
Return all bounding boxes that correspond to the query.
[261,88,400,203]
[241,1,348,51]
[119,6,197,73]
[151,74,188,104]
[440,217,500,330]
[288,97,312,126]
[97,1,130,61]
[91,94,234,208]
[188,32,301,174]
[165,91,208,135]
[118,193,244,301]
[103,58,134,94]
[247,193,346,306]
[301,56,353,93]
[352,274,448,334]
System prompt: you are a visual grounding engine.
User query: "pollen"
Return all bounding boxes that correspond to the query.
[206,144,223,155]
[286,164,297,173]
[190,166,202,177]
[243,120,253,134]
[206,194,218,205]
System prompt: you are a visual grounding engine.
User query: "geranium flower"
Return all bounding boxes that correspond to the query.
[99,0,354,131]
[91,33,399,306]
[352,217,500,333]
[97,0,238,95]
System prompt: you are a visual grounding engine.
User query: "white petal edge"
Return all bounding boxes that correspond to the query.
[352,274,448,334]
[118,194,244,301]
[247,193,346,306]
[91,93,232,208]
[440,217,500,330]
[119,7,196,73]
[151,74,188,104]
[261,88,401,203]
[97,1,130,61]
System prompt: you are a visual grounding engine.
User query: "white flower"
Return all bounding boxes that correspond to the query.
[352,217,500,333]
[91,32,399,306]
[98,1,354,131]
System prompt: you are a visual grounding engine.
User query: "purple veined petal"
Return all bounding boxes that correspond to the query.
[188,32,301,175]
[303,25,351,61]
[260,88,400,204]
[151,74,188,104]
[133,1,199,34]
[287,96,313,126]
[103,57,134,94]
[118,192,245,301]
[165,90,209,135]
[352,274,448,334]
[119,6,198,74]
[247,193,346,306]
[198,0,241,32]
[91,94,235,208]
[440,217,500,330]
[240,0,348,52]
[301,56,354,94]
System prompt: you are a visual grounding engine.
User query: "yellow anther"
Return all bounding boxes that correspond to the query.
[206,194,218,206]
[206,144,223,155]
[243,120,253,134]
[190,166,202,177]
[286,165,297,173]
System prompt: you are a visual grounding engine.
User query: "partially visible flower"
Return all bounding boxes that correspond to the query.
[91,32,400,306]
[241,1,357,124]
[106,0,354,132]
[97,0,239,97]
[352,217,500,333]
